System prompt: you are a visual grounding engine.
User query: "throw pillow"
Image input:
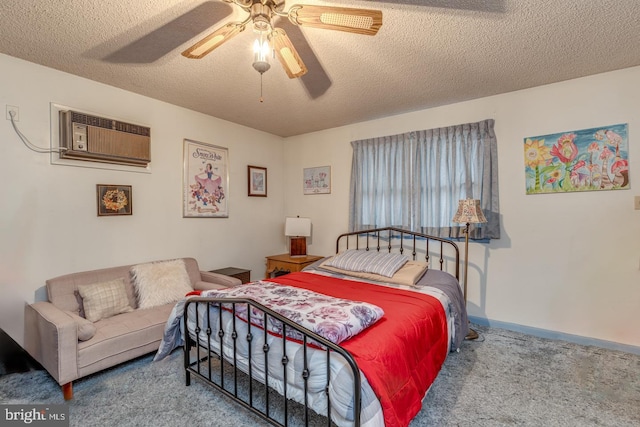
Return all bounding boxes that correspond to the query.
[326,249,409,277]
[77,278,134,322]
[131,259,194,309]
[64,311,97,341]
[320,259,428,287]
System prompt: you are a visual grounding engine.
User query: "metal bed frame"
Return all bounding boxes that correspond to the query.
[183,227,460,427]
[336,227,460,281]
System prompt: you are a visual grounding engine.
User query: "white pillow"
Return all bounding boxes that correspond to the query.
[77,278,134,322]
[131,259,194,309]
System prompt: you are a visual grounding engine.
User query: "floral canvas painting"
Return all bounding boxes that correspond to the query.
[524,123,629,194]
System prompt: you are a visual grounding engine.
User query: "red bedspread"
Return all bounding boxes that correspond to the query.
[269,272,449,427]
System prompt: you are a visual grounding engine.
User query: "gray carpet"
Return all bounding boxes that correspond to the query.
[1,324,639,426]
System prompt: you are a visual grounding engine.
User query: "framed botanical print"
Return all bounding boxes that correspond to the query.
[303,166,331,194]
[248,165,267,197]
[97,184,132,216]
[183,139,229,218]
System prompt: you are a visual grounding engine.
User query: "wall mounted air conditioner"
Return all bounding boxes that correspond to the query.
[59,110,151,167]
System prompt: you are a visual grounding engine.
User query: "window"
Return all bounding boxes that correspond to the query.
[349,119,500,241]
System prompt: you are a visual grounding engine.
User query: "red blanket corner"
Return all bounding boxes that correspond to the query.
[269,272,449,427]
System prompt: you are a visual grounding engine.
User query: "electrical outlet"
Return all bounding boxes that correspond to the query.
[6,105,19,122]
[635,196,640,210]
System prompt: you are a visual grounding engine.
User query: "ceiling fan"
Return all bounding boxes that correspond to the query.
[181,0,383,79]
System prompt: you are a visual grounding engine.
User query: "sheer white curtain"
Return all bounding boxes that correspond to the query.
[349,119,500,240]
[348,133,413,230]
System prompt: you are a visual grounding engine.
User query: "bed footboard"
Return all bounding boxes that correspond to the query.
[183,297,361,427]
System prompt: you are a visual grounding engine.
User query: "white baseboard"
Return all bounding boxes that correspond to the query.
[468,316,640,356]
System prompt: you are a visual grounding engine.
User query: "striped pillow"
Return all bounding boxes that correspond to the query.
[326,249,408,278]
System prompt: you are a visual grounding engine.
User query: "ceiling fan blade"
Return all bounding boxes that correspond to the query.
[182,23,245,59]
[287,5,382,36]
[276,19,331,97]
[103,1,234,64]
[270,28,308,78]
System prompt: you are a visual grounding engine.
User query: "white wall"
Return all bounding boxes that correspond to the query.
[284,66,640,349]
[3,52,638,350]
[0,54,286,344]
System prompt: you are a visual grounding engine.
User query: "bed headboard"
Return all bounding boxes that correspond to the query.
[335,227,460,280]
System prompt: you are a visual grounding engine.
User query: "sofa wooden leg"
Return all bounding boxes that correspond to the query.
[62,382,73,400]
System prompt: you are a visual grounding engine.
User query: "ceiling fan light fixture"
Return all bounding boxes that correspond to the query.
[252,37,271,74]
[182,1,382,80]
[251,1,273,33]
[252,61,271,74]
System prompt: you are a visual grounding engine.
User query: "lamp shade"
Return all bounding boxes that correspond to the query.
[452,199,487,224]
[285,217,311,237]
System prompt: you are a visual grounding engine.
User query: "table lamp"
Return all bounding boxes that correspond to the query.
[285,217,311,257]
[452,199,487,340]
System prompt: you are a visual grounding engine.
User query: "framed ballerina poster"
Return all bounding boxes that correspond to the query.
[183,139,229,218]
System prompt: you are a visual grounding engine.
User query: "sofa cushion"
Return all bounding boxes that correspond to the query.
[46,264,136,315]
[131,259,193,309]
[77,278,134,322]
[183,258,204,287]
[77,304,174,370]
[64,311,97,341]
[45,258,202,314]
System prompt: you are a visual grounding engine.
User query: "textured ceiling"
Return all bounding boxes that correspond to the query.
[1,0,640,137]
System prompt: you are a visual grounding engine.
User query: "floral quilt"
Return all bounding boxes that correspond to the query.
[201,281,384,345]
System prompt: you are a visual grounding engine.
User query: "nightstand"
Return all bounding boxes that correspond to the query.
[209,267,251,284]
[265,254,324,279]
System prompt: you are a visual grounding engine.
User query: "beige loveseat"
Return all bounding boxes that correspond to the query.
[24,257,240,400]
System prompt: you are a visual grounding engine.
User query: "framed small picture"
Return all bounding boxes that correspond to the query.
[303,166,331,194]
[248,165,267,197]
[97,184,132,216]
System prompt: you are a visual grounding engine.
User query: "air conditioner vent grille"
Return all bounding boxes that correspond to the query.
[69,111,150,137]
[59,109,151,168]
